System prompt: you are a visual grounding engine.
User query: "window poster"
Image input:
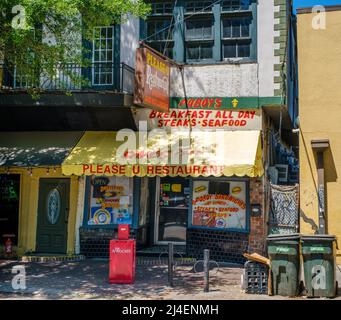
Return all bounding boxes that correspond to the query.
[88,176,133,225]
[192,180,247,230]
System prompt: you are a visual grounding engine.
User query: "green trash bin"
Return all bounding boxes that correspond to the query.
[267,234,300,297]
[301,235,338,298]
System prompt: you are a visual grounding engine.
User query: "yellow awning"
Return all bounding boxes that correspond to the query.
[62,130,263,177]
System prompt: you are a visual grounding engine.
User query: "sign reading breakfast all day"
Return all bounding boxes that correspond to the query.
[134,47,170,112]
[134,107,261,131]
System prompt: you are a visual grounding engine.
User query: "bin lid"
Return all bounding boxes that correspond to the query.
[267,233,300,242]
[301,234,336,242]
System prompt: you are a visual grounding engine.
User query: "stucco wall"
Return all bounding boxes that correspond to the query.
[120,17,140,68]
[298,10,341,262]
[258,0,279,97]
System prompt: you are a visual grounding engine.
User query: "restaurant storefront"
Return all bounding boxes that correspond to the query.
[62,128,265,263]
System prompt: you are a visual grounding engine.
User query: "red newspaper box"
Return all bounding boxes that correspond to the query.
[109,239,136,284]
[118,224,130,240]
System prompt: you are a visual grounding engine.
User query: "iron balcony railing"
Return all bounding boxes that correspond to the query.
[0,62,135,94]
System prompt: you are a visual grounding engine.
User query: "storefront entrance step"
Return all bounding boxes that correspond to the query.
[20,254,85,263]
[136,256,196,266]
[137,245,187,257]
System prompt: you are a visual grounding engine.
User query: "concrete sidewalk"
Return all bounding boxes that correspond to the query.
[0,259,340,300]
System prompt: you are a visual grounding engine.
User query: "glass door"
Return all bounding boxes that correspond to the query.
[0,174,20,245]
[155,177,190,244]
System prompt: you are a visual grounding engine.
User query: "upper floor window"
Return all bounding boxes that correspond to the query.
[185,18,214,61]
[185,1,213,13]
[222,17,252,59]
[221,0,251,11]
[151,1,174,15]
[142,0,255,63]
[146,19,174,58]
[92,26,114,85]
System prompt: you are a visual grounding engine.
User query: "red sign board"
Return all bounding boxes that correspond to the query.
[134,47,170,112]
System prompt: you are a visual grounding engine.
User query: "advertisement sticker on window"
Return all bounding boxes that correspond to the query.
[191,180,247,230]
[89,176,133,225]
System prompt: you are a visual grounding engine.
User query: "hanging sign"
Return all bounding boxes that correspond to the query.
[134,47,171,112]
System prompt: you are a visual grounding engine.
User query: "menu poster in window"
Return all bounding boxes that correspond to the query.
[89,176,133,225]
[192,180,247,230]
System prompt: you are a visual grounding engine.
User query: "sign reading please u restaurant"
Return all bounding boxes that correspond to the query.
[134,47,171,112]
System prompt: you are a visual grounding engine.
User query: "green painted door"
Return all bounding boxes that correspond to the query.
[36,179,70,254]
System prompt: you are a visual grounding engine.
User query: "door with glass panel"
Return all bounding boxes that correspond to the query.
[36,179,70,253]
[92,26,114,86]
[155,177,190,244]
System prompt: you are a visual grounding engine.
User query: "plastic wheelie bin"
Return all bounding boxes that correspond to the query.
[267,234,300,296]
[301,235,338,298]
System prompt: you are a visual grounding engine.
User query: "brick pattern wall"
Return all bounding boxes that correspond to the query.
[248,178,266,255]
[187,228,249,264]
[80,228,136,258]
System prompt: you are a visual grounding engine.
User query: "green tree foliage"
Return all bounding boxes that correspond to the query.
[0,0,150,92]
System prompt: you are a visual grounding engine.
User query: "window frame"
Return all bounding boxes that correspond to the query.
[82,176,141,229]
[220,8,255,62]
[92,26,115,87]
[188,177,251,233]
[185,16,215,62]
[141,0,257,64]
[145,16,175,59]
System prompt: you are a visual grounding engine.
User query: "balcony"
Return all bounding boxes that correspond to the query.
[0,62,135,108]
[0,62,134,93]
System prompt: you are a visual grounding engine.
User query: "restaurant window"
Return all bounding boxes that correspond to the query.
[191,179,248,231]
[87,176,133,226]
[141,0,255,63]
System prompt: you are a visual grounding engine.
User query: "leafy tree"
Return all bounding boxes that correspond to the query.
[0,0,150,93]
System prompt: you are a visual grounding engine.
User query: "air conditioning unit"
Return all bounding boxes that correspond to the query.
[268,166,279,184]
[275,164,289,183]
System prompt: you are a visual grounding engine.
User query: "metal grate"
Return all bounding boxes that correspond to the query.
[269,183,299,235]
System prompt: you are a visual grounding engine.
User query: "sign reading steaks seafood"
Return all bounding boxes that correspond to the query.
[134,108,262,131]
[134,47,170,112]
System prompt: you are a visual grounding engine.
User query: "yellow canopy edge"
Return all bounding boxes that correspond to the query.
[62,130,264,178]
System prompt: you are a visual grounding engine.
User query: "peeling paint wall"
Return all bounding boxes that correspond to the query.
[121,1,282,99]
[170,64,259,97]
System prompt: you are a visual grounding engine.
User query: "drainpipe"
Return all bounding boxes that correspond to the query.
[311,139,330,234]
